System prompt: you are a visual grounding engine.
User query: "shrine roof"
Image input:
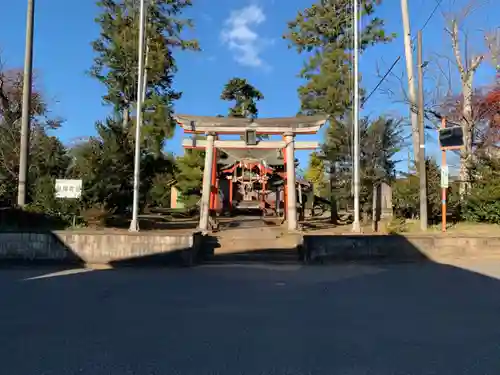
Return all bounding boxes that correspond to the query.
[174,114,328,134]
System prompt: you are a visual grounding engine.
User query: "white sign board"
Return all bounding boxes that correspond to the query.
[55,179,82,199]
[440,166,449,188]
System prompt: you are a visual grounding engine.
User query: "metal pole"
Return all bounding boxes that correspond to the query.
[417,31,428,231]
[441,118,447,232]
[17,0,35,207]
[352,0,361,233]
[142,42,149,103]
[129,0,146,232]
[401,0,420,161]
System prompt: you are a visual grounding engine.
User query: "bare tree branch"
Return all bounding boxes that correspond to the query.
[447,19,466,74]
[485,29,500,73]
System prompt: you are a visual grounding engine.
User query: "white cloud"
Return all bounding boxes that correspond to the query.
[220,4,270,68]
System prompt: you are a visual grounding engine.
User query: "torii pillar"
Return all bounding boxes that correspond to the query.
[284,132,297,231]
[199,133,215,232]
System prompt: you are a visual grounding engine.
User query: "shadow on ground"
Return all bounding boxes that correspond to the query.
[1,250,499,374]
[2,214,500,373]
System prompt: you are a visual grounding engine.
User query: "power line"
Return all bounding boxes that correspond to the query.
[361,0,443,107]
[419,0,442,31]
[361,56,401,108]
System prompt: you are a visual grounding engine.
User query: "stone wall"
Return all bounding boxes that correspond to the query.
[302,234,500,263]
[0,231,199,266]
[2,230,500,266]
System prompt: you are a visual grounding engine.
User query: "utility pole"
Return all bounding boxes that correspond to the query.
[400,0,420,162]
[352,0,361,233]
[17,0,35,207]
[417,30,428,230]
[129,0,147,232]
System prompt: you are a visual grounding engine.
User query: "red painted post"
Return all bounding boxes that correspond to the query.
[215,178,220,211]
[228,177,233,211]
[283,136,287,220]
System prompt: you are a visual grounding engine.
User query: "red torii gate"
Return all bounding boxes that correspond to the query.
[175,115,328,232]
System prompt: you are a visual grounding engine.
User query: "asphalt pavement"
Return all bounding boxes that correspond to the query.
[1,260,500,374]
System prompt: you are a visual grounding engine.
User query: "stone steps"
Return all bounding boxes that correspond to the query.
[199,230,302,263]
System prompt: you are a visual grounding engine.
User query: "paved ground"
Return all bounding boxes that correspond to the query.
[1,260,500,374]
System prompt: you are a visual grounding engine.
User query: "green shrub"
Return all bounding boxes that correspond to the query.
[386,217,408,234]
[393,159,460,223]
[0,206,71,230]
[462,158,500,224]
[80,204,115,228]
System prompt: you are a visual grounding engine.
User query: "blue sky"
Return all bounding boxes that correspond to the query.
[1,0,499,169]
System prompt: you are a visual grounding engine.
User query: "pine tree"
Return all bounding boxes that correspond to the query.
[70,119,135,213]
[0,68,68,207]
[175,149,205,208]
[284,0,395,216]
[221,77,264,118]
[90,0,199,154]
[283,0,394,119]
[220,77,267,140]
[324,116,403,210]
[80,0,199,215]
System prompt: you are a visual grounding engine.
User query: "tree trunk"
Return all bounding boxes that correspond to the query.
[459,74,475,197]
[329,166,338,225]
[122,107,130,128]
[447,18,483,198]
[459,129,473,197]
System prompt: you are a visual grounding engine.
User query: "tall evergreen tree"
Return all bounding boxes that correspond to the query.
[283,0,393,119]
[324,116,403,211]
[174,148,205,208]
[79,0,199,214]
[70,119,135,213]
[0,68,69,207]
[90,0,199,154]
[284,0,394,218]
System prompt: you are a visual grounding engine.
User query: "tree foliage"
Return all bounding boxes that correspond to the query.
[393,159,460,221]
[285,0,395,219]
[69,119,135,213]
[304,151,328,196]
[283,0,394,118]
[66,0,199,218]
[0,68,69,208]
[321,116,403,211]
[462,155,500,224]
[220,77,264,119]
[174,148,205,208]
[90,0,199,154]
